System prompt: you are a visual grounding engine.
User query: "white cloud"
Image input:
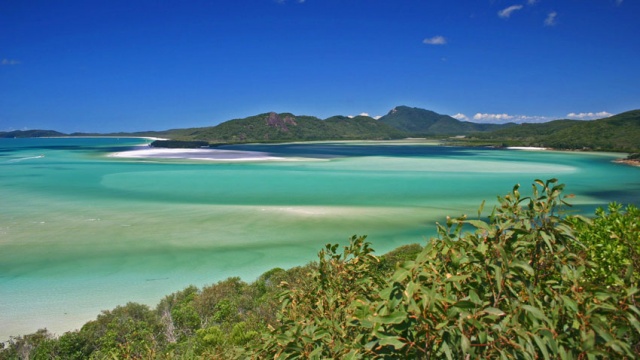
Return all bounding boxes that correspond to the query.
[1,58,21,65]
[472,113,553,124]
[544,11,557,26]
[452,113,469,121]
[359,112,370,117]
[423,36,447,45]
[498,5,524,18]
[474,113,514,122]
[373,115,382,120]
[566,111,612,120]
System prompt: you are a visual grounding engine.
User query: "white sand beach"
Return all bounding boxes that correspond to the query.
[506,146,548,151]
[109,147,285,161]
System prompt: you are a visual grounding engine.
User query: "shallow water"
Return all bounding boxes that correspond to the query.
[1,138,638,340]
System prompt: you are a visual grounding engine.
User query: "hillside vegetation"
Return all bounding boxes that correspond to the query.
[468,110,640,152]
[2,179,639,359]
[158,106,513,144]
[378,105,514,135]
[168,112,406,144]
[6,107,639,154]
[0,130,65,138]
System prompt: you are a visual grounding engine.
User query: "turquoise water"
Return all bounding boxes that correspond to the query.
[1,138,639,340]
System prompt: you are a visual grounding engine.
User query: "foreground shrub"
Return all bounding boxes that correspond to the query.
[570,203,640,287]
[258,179,640,359]
[257,235,386,358]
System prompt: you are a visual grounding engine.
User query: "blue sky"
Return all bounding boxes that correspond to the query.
[1,0,639,133]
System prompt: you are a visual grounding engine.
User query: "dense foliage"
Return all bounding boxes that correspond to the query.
[468,109,640,152]
[169,112,406,144]
[2,180,639,359]
[570,203,639,287]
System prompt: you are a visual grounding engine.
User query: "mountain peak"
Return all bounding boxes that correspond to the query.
[379,106,511,135]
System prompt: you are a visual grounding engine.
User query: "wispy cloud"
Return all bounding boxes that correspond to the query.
[472,113,553,124]
[544,11,557,26]
[616,0,623,5]
[566,111,612,120]
[527,0,538,4]
[498,5,524,18]
[452,113,469,121]
[423,35,447,45]
[1,58,21,65]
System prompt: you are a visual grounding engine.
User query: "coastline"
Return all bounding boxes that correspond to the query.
[614,158,640,167]
[108,147,287,162]
[506,146,548,151]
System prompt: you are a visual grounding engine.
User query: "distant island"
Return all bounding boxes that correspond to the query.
[2,106,639,161]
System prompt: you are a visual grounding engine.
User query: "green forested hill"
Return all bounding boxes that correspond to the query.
[8,108,639,151]
[468,109,640,152]
[378,105,515,135]
[163,112,406,144]
[0,130,66,138]
[154,107,515,146]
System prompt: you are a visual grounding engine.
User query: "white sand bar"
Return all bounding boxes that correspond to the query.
[109,147,286,161]
[506,146,548,151]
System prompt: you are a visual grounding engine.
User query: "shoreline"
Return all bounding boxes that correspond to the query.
[108,147,287,162]
[614,158,640,167]
[506,146,548,151]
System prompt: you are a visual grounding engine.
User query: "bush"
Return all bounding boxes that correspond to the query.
[570,203,640,287]
[258,179,640,359]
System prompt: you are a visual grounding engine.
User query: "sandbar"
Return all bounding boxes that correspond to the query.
[506,146,548,151]
[109,147,286,161]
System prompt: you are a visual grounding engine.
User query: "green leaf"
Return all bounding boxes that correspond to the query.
[445,274,470,283]
[461,333,471,354]
[453,300,476,309]
[521,304,550,323]
[377,336,406,350]
[533,334,550,360]
[560,295,578,313]
[511,260,534,276]
[376,312,408,325]
[627,314,640,333]
[483,307,505,316]
[469,289,481,304]
[442,342,454,360]
[539,329,557,354]
[478,200,486,217]
[591,324,613,343]
[467,219,490,231]
[628,305,640,317]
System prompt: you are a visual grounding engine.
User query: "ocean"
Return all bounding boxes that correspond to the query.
[1,137,638,340]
